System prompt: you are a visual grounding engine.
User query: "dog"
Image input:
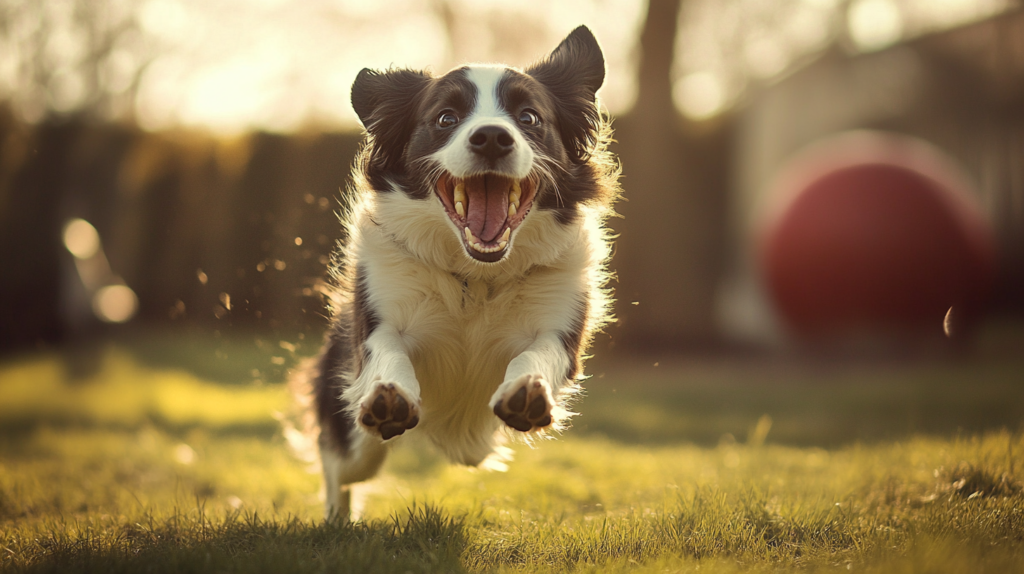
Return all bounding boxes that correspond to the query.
[299,26,621,521]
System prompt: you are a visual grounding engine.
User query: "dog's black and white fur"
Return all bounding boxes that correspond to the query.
[300,26,621,521]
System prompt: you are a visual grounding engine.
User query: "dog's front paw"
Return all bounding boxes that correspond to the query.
[358,383,420,440]
[491,374,553,432]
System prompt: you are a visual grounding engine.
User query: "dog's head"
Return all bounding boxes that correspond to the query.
[351,26,608,264]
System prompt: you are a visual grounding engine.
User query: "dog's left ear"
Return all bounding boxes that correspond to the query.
[526,26,606,163]
[352,68,431,169]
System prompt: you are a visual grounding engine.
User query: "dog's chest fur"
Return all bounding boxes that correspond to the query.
[353,198,598,464]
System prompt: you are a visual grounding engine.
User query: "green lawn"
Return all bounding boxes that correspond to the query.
[1,339,1023,573]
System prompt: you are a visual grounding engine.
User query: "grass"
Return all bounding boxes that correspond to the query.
[1,338,1023,573]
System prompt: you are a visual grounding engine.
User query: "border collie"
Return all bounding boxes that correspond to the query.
[297,26,621,521]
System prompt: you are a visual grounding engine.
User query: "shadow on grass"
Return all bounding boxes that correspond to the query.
[7,339,1024,450]
[7,505,468,574]
[118,331,315,386]
[576,359,1024,448]
[0,418,281,444]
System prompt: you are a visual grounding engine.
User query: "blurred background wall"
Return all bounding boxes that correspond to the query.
[1,0,1022,359]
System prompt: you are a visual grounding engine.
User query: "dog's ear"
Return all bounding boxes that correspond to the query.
[526,26,605,163]
[351,68,431,168]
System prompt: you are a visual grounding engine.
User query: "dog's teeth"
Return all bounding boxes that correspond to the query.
[456,201,465,217]
[509,180,521,204]
[454,181,466,205]
[501,228,510,243]
[508,203,516,218]
[467,239,508,254]
[465,226,509,254]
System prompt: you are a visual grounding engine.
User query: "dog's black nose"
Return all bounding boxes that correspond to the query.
[468,125,515,161]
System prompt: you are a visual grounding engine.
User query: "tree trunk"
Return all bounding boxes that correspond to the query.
[608,0,731,353]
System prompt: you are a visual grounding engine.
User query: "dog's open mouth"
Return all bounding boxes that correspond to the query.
[435,173,537,262]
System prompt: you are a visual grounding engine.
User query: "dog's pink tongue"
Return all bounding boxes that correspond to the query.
[465,175,509,243]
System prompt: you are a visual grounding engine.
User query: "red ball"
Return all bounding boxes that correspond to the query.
[759,133,996,338]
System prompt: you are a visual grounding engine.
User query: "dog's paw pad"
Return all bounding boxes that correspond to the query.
[492,374,552,432]
[359,383,419,440]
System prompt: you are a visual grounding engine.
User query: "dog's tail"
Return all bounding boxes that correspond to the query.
[277,356,322,471]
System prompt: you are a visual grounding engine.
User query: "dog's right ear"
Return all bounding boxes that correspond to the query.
[351,68,431,168]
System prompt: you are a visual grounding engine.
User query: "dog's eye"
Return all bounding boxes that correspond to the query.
[518,109,540,126]
[436,111,459,128]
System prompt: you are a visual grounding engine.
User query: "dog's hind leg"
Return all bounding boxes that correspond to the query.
[314,329,388,522]
[321,441,351,521]
[320,430,387,521]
